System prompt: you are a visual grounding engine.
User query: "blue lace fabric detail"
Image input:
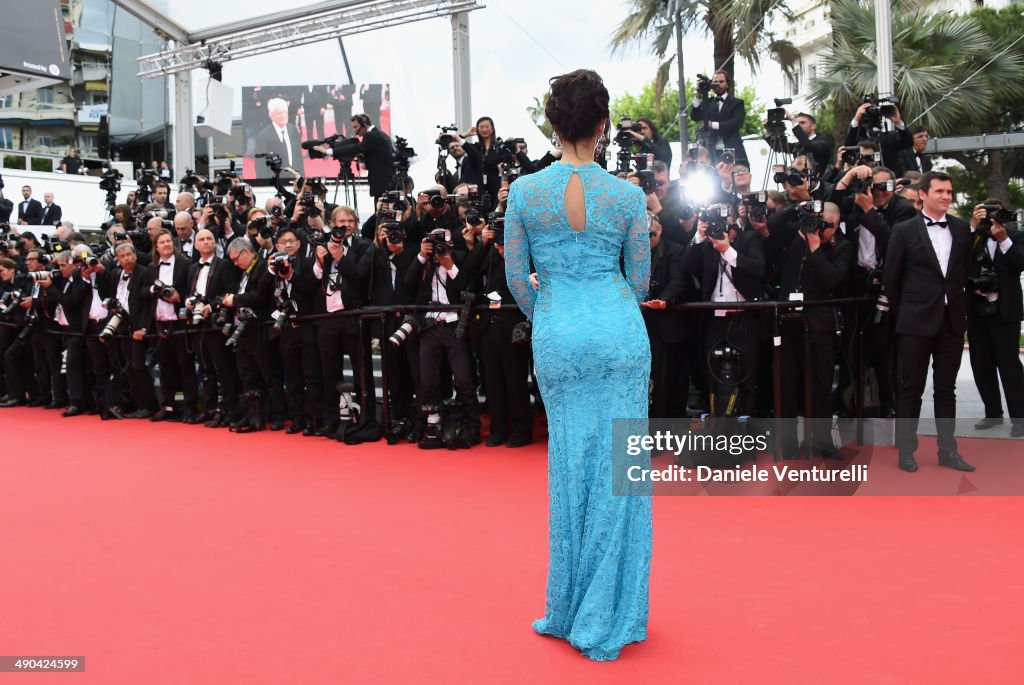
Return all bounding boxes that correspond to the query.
[505,161,653,661]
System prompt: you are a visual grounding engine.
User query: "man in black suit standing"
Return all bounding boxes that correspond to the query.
[966,200,1024,437]
[40,192,62,227]
[893,127,932,178]
[255,97,304,173]
[327,114,395,200]
[437,137,483,193]
[110,242,158,419]
[883,171,975,472]
[788,112,834,172]
[17,186,44,225]
[690,70,748,167]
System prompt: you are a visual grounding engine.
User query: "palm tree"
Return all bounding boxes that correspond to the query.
[809,0,1024,202]
[610,0,799,110]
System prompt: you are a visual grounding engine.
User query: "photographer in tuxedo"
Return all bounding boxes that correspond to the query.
[776,202,854,459]
[148,229,199,422]
[883,171,974,472]
[185,229,241,428]
[220,237,287,433]
[966,200,1024,437]
[690,71,748,167]
[640,211,689,419]
[357,220,420,443]
[51,249,92,416]
[109,243,158,419]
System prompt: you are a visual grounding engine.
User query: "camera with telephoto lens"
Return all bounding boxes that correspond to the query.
[860,94,900,130]
[741,191,768,222]
[384,189,408,213]
[487,212,505,245]
[99,297,125,340]
[225,307,254,348]
[696,74,712,98]
[210,296,232,335]
[422,188,448,211]
[394,136,416,173]
[269,251,293,279]
[977,204,1015,235]
[0,289,22,317]
[186,294,209,326]
[383,222,404,245]
[389,314,419,347]
[271,291,297,334]
[615,116,643,146]
[28,270,54,282]
[773,165,808,186]
[700,205,731,240]
[436,125,459,148]
[248,216,274,240]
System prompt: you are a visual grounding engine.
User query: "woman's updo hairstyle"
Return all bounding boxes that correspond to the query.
[545,69,610,145]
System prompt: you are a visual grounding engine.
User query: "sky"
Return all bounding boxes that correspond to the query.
[159,0,786,189]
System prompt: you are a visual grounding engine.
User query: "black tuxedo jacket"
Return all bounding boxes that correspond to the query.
[969,228,1024,323]
[333,127,395,198]
[18,198,44,224]
[187,255,239,301]
[682,229,766,302]
[112,266,155,331]
[842,124,912,165]
[40,204,62,227]
[405,249,471,313]
[232,258,275,320]
[277,254,320,317]
[255,123,304,171]
[792,127,835,171]
[643,239,687,343]
[883,214,971,336]
[147,256,191,320]
[315,246,368,313]
[457,241,526,331]
[53,272,92,333]
[893,148,932,178]
[846,195,918,268]
[777,233,855,343]
[441,147,484,192]
[356,242,418,306]
[690,94,749,165]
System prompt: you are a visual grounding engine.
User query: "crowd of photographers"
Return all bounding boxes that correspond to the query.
[1,99,1023,458]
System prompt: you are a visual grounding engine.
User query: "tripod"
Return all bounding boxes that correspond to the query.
[333,156,360,214]
[762,129,793,191]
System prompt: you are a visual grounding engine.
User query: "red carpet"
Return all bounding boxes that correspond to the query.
[1,407,1023,684]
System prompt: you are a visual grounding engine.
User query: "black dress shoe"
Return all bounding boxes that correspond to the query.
[286,422,304,434]
[62,405,84,417]
[302,423,320,437]
[486,434,508,447]
[0,398,25,408]
[505,435,532,448]
[27,398,47,407]
[182,411,202,425]
[108,405,125,420]
[974,417,1003,430]
[938,452,976,472]
[44,401,67,410]
[269,420,285,431]
[898,453,919,472]
[150,408,170,422]
[129,409,154,420]
[1012,424,1024,438]
[319,423,339,437]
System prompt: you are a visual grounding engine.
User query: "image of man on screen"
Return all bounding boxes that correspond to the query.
[255,97,304,172]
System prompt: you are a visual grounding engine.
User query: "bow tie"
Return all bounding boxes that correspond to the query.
[716,95,726,102]
[159,261,171,266]
[925,219,948,228]
[198,262,211,268]
[121,273,130,281]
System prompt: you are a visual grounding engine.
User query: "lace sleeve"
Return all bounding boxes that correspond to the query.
[624,186,651,303]
[504,181,536,321]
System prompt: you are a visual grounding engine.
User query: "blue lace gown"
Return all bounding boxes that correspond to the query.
[505,161,652,661]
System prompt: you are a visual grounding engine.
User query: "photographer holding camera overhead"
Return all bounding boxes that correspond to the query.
[620,117,672,167]
[691,71,749,167]
[966,200,1024,437]
[842,94,913,165]
[460,116,503,205]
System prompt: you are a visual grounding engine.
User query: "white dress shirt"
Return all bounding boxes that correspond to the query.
[155,257,177,322]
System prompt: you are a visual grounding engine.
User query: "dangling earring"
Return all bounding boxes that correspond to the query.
[552,132,562,149]
[597,133,609,146]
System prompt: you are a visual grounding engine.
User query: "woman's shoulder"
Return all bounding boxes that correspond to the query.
[599,172,646,204]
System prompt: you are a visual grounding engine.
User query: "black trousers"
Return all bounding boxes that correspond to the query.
[235,328,286,422]
[154,322,198,412]
[279,322,323,424]
[480,315,531,438]
[379,315,420,423]
[33,326,64,404]
[895,308,963,456]
[704,311,759,416]
[193,328,240,419]
[0,325,16,397]
[84,321,110,409]
[649,331,686,419]
[63,330,90,406]
[419,320,479,420]
[114,329,157,412]
[780,321,836,450]
[2,326,34,401]
[317,315,367,427]
[967,311,1024,423]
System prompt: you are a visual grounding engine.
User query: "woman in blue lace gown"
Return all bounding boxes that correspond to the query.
[504,70,652,661]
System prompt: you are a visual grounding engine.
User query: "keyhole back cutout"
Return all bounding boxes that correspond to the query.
[565,170,587,233]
